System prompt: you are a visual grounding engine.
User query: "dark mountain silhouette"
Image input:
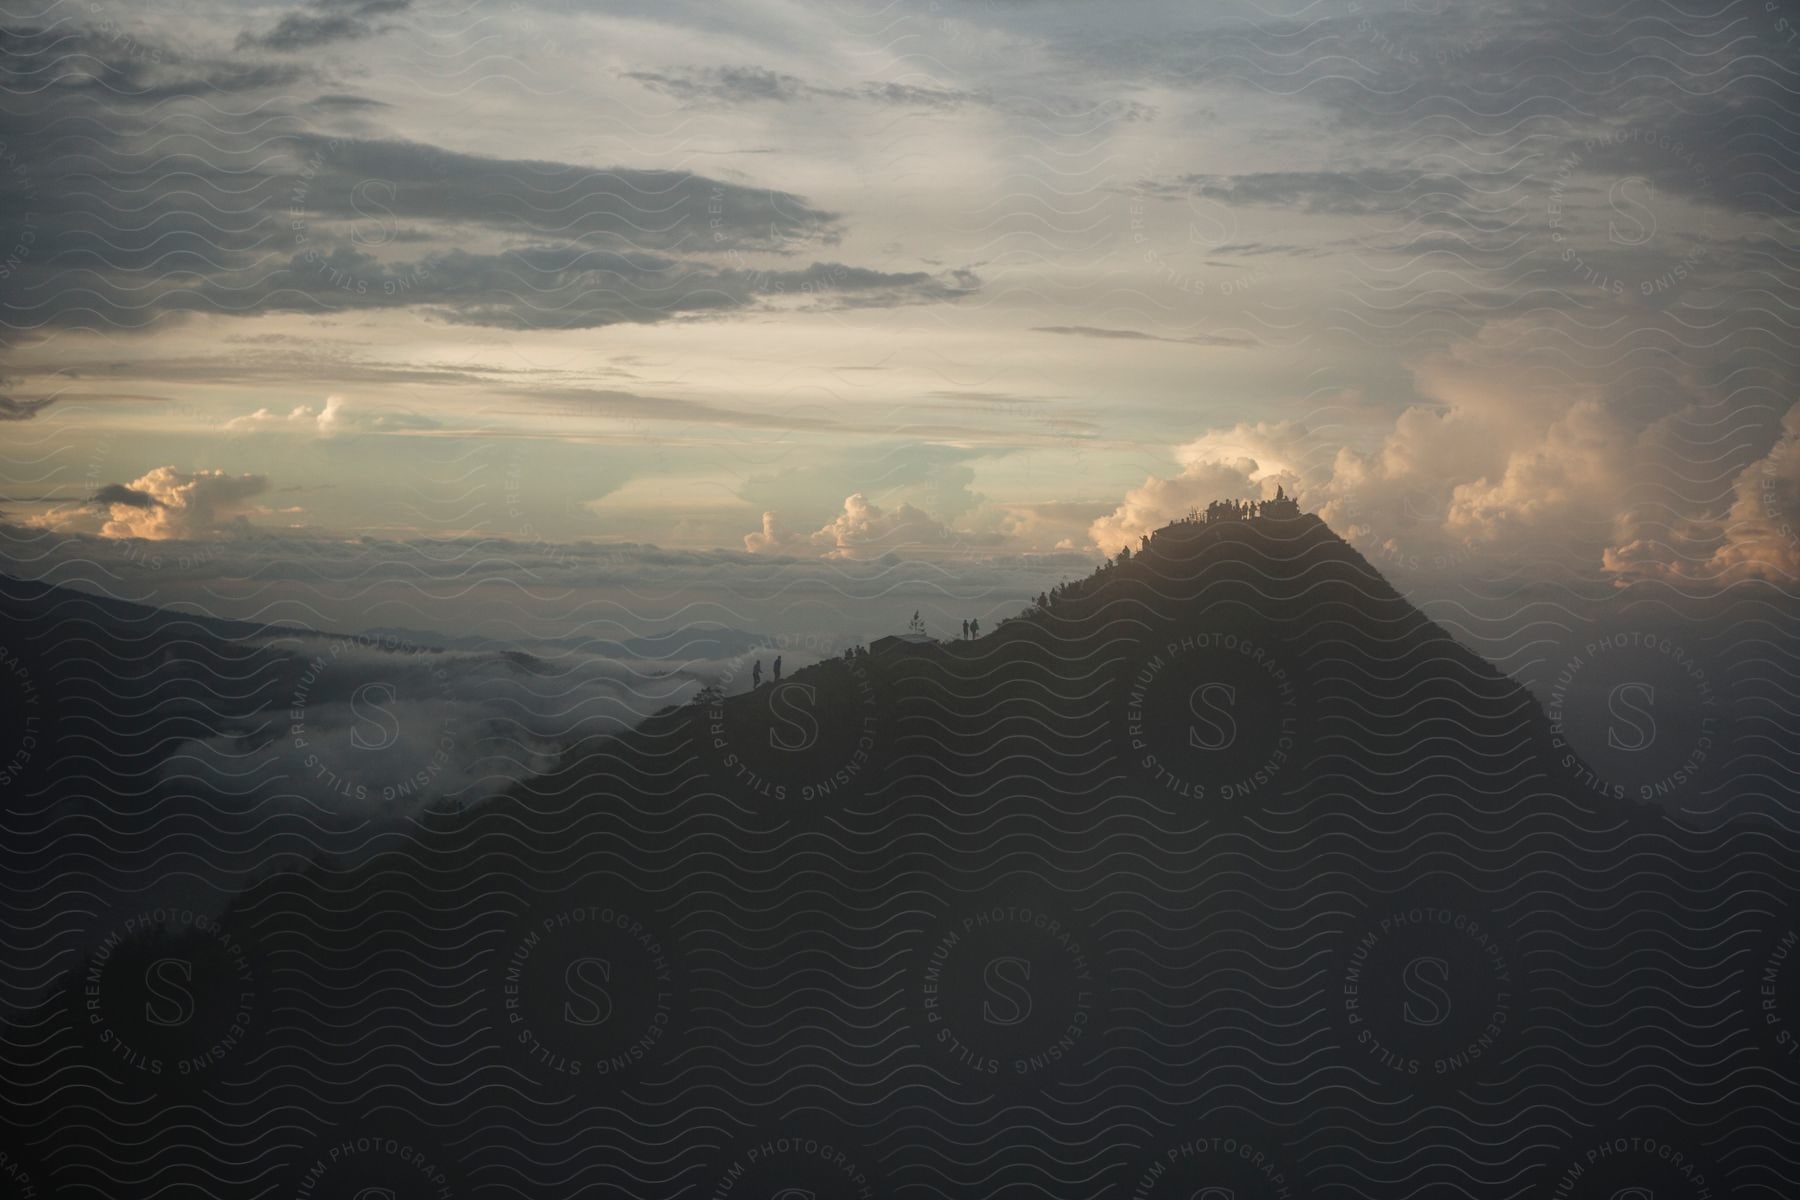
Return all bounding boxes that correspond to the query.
[4,511,1794,1199]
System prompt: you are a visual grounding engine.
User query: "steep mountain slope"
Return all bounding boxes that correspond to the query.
[4,513,1793,1199]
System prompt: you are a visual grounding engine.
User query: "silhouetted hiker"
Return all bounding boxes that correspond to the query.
[970,618,980,637]
[962,619,970,639]
[752,660,762,688]
[772,656,782,681]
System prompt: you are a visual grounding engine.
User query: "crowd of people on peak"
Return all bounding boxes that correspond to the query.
[1183,485,1302,526]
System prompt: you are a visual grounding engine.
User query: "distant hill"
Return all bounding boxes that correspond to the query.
[0,572,323,801]
[358,622,774,663]
[3,512,1793,1199]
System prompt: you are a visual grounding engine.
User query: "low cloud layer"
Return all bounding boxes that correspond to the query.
[166,635,688,819]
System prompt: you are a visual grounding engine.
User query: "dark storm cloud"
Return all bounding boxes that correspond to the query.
[1064,0,1789,151]
[1062,2,1587,122]
[0,22,977,342]
[239,0,414,51]
[1148,169,1475,217]
[0,24,308,347]
[0,396,57,421]
[1548,101,1800,218]
[1065,0,1784,334]
[626,66,814,104]
[161,246,976,330]
[0,26,314,103]
[625,65,1142,125]
[1033,325,1256,348]
[310,93,391,109]
[625,66,984,110]
[91,484,160,509]
[1210,242,1332,258]
[279,134,843,251]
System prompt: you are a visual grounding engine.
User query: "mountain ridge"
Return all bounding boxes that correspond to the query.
[2,508,1781,1199]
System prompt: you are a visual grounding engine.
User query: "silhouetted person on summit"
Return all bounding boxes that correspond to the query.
[752,660,762,688]
[962,620,970,640]
[772,656,782,682]
[969,618,980,637]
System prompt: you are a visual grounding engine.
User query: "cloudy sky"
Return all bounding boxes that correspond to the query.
[2,0,1797,628]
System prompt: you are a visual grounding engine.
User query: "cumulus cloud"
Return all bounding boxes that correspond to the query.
[1082,326,1655,566]
[1084,318,1786,582]
[28,468,272,540]
[997,501,1116,553]
[1101,415,1624,571]
[807,493,971,559]
[1606,404,1800,585]
[738,495,999,561]
[1090,426,1304,554]
[744,511,801,555]
[224,394,438,435]
[1441,401,1629,541]
[1302,333,1652,570]
[165,635,691,819]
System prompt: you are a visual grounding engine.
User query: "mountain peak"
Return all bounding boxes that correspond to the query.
[596,499,1562,837]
